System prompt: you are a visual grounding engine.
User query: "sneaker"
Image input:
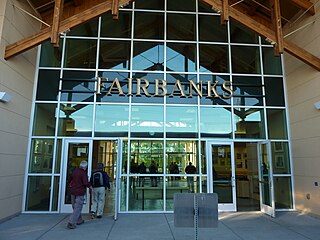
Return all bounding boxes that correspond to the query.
[76,219,85,225]
[67,223,76,229]
[90,211,95,219]
[96,215,102,219]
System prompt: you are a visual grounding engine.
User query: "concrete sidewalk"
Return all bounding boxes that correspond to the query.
[1,211,320,240]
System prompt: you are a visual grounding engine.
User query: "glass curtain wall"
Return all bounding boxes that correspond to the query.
[25,0,293,212]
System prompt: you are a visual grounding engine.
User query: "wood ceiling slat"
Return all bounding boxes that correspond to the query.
[51,0,64,46]
[271,0,284,54]
[290,0,315,15]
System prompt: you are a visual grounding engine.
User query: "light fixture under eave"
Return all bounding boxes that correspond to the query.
[0,92,12,103]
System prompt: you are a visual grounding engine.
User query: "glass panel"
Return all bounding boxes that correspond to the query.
[202,176,208,193]
[166,73,197,104]
[230,21,258,43]
[165,177,191,211]
[32,104,57,136]
[166,43,196,72]
[201,141,207,174]
[135,0,164,10]
[166,106,198,138]
[64,39,97,68]
[95,105,129,137]
[58,104,93,137]
[131,105,164,137]
[67,19,98,37]
[263,47,282,75]
[99,40,131,70]
[274,177,293,209]
[267,109,288,139]
[200,107,232,138]
[120,176,127,211]
[52,176,60,211]
[199,15,227,42]
[36,70,60,101]
[55,139,62,173]
[132,42,164,71]
[64,143,89,204]
[167,0,196,12]
[100,11,132,38]
[131,72,165,103]
[167,13,196,41]
[272,142,290,174]
[97,71,130,103]
[199,75,231,105]
[29,139,54,173]
[199,44,229,73]
[265,77,285,106]
[259,144,271,206]
[39,41,62,67]
[211,145,232,203]
[231,46,261,74]
[233,76,263,106]
[234,108,265,139]
[26,176,51,211]
[134,12,164,39]
[198,2,217,13]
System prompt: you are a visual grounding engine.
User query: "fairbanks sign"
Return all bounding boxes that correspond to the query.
[96,77,233,99]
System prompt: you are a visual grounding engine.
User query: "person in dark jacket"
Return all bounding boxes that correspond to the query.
[90,163,110,219]
[67,160,92,229]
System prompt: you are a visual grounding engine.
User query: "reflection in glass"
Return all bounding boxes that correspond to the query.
[233,76,263,106]
[36,70,60,101]
[201,141,207,174]
[267,109,288,139]
[274,177,293,209]
[29,139,54,173]
[200,107,232,138]
[230,21,258,43]
[272,142,290,174]
[58,104,93,137]
[99,40,131,70]
[231,46,261,74]
[95,105,129,137]
[135,0,164,10]
[166,43,196,72]
[259,143,271,206]
[211,144,232,203]
[52,176,60,211]
[132,42,164,71]
[64,39,97,68]
[199,44,229,73]
[167,0,196,11]
[263,47,282,75]
[67,19,98,37]
[199,15,227,42]
[167,13,196,41]
[265,77,285,106]
[234,108,265,139]
[166,106,198,138]
[39,41,62,67]
[33,104,57,136]
[55,140,62,173]
[26,176,51,211]
[131,106,164,137]
[100,11,132,38]
[134,12,164,39]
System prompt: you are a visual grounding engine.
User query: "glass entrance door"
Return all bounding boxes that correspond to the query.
[208,142,236,211]
[61,139,92,213]
[257,142,275,217]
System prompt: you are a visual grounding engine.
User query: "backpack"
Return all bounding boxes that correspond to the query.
[92,172,104,187]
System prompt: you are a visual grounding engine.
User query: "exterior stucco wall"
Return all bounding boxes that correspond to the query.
[284,2,320,215]
[0,0,40,221]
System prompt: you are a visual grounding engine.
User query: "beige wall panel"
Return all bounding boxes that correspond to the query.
[0,108,29,136]
[0,175,24,199]
[0,154,26,177]
[294,175,320,215]
[288,99,320,124]
[0,131,28,155]
[0,0,7,16]
[290,138,320,158]
[293,156,320,177]
[0,195,22,220]
[290,118,320,140]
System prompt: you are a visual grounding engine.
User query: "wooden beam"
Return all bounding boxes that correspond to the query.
[112,0,120,20]
[290,0,315,16]
[270,0,283,55]
[51,0,64,47]
[202,0,320,71]
[73,0,83,6]
[221,0,229,24]
[5,0,131,59]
